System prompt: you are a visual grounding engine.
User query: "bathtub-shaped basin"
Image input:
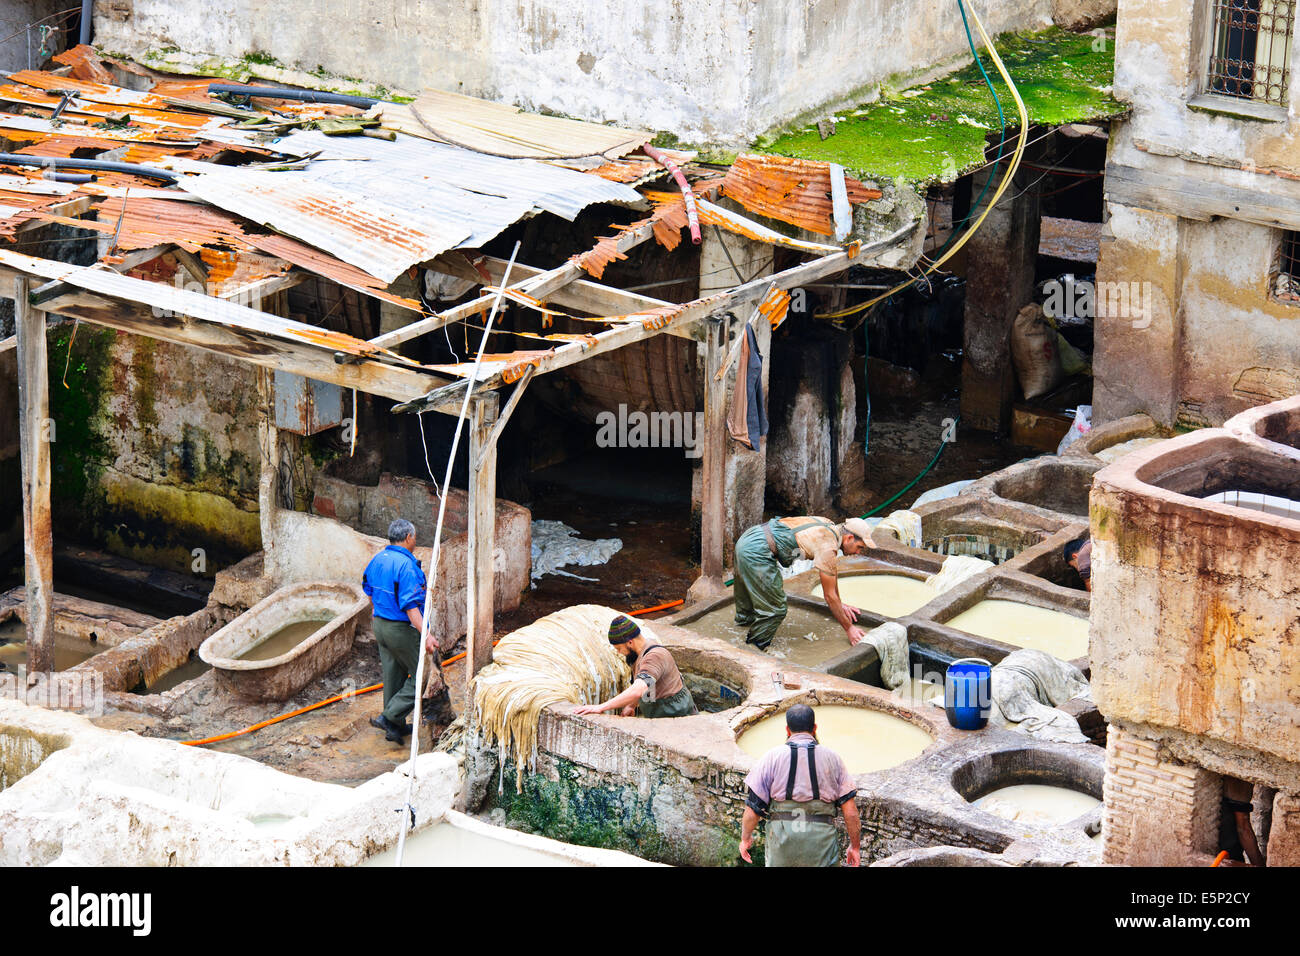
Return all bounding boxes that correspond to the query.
[199,582,368,701]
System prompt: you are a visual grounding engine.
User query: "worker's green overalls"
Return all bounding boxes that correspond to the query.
[733,518,840,650]
[766,741,841,867]
[636,645,699,718]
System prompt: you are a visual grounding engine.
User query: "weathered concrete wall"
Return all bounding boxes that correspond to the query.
[0,0,68,73]
[1096,0,1300,427]
[47,323,263,574]
[93,0,1052,146]
[0,347,19,560]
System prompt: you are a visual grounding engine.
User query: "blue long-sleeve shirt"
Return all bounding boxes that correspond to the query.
[362,545,428,622]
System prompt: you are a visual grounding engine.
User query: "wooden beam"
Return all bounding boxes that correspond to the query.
[15,196,93,233]
[216,269,309,303]
[394,225,917,414]
[0,334,14,354]
[688,318,728,601]
[14,277,54,673]
[466,392,499,701]
[1106,161,1300,230]
[371,218,659,350]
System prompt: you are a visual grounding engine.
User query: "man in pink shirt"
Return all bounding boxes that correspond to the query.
[739,704,862,866]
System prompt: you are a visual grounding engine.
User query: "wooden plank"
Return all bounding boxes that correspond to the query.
[371,219,659,350]
[14,276,54,672]
[216,269,309,303]
[1106,162,1300,230]
[0,334,13,354]
[15,196,93,233]
[466,392,499,701]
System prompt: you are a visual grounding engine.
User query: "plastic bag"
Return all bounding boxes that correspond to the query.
[1057,404,1092,456]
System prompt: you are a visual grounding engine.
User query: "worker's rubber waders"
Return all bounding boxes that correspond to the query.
[733,519,837,650]
[765,743,841,867]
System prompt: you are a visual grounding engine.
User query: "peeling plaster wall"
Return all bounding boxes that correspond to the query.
[0,0,68,73]
[93,0,1052,146]
[1096,0,1300,427]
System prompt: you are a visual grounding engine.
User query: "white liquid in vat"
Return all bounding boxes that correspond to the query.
[974,784,1100,826]
[811,574,938,618]
[945,600,1089,660]
[361,823,582,867]
[737,704,933,774]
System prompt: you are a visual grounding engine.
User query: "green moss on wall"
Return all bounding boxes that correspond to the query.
[490,758,757,866]
[762,27,1126,186]
[47,323,114,516]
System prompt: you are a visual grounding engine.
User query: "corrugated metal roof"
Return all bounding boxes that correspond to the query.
[187,130,643,280]
[721,154,883,237]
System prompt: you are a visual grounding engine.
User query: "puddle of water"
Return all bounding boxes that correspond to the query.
[944,600,1089,660]
[235,618,333,662]
[0,618,104,672]
[683,604,854,669]
[974,784,1100,827]
[810,574,937,618]
[737,704,933,774]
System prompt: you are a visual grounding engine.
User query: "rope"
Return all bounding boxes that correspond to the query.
[393,241,521,867]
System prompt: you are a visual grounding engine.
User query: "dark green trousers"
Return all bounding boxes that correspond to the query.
[638,686,698,718]
[733,522,797,649]
[373,616,420,724]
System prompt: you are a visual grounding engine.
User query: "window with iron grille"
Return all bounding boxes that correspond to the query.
[1274,230,1300,303]
[1208,0,1295,106]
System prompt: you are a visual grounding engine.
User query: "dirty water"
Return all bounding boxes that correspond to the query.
[144,655,212,693]
[737,704,933,774]
[236,619,334,662]
[944,600,1089,660]
[682,604,856,669]
[0,618,104,672]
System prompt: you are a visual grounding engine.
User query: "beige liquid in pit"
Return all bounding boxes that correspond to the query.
[811,574,938,618]
[0,618,103,672]
[685,604,853,668]
[974,784,1100,827]
[236,618,333,662]
[146,655,211,693]
[737,704,933,774]
[361,823,581,867]
[945,599,1089,660]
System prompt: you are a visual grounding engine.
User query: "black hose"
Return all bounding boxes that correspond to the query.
[208,83,378,109]
[0,153,177,183]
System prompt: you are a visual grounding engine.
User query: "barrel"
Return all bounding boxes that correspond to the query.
[944,657,992,730]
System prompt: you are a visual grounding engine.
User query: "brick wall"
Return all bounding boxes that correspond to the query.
[1103,725,1220,866]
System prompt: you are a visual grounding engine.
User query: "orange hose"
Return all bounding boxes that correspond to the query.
[181,682,383,747]
[628,599,684,616]
[183,601,682,747]
[1211,850,1229,867]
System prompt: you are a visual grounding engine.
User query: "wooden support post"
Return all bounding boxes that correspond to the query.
[14,277,54,673]
[465,392,499,707]
[688,316,729,603]
[255,343,279,577]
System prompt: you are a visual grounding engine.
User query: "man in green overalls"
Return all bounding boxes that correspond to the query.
[573,614,698,718]
[739,704,861,866]
[733,516,876,651]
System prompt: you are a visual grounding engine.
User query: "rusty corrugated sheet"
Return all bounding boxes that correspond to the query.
[721,154,883,237]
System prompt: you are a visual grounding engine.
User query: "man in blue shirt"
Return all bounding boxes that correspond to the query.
[362,518,451,742]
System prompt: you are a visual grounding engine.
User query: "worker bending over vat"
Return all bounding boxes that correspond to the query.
[1064,536,1092,591]
[739,704,861,867]
[574,614,698,718]
[361,518,454,743]
[732,516,875,650]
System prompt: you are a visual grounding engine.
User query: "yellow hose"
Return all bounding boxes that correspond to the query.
[818,0,1029,320]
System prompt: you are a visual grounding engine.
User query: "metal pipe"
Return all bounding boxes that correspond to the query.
[642,143,701,245]
[0,153,177,183]
[79,0,92,47]
[207,83,378,108]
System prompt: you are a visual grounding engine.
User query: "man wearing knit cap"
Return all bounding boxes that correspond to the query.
[573,614,698,718]
[732,515,875,651]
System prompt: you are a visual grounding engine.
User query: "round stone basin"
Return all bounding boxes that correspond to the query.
[811,573,937,618]
[944,599,1089,660]
[972,784,1100,827]
[737,704,933,774]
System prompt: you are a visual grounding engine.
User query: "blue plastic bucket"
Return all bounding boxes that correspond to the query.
[944,657,992,731]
